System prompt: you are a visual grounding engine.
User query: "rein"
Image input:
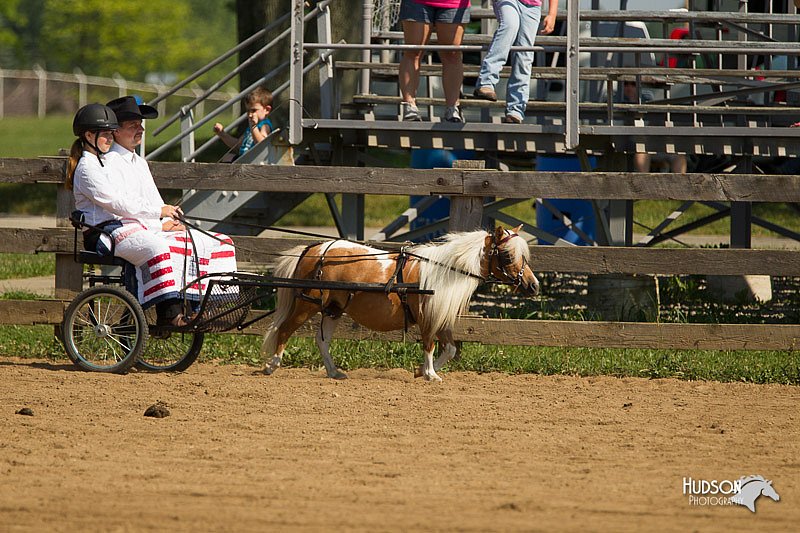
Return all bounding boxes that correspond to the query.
[403,251,486,282]
[177,216,525,288]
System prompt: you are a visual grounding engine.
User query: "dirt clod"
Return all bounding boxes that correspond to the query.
[144,402,170,418]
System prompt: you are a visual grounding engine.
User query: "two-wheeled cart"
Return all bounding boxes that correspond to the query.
[61,214,432,373]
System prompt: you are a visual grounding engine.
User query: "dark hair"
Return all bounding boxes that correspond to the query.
[245,85,273,108]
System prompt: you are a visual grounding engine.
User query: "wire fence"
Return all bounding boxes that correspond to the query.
[0,66,238,120]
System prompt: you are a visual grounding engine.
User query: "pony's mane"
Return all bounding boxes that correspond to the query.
[502,229,531,263]
[411,230,489,334]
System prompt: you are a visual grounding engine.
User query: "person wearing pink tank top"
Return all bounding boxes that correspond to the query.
[398,0,471,123]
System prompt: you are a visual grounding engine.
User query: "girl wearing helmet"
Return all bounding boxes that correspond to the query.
[66,103,119,189]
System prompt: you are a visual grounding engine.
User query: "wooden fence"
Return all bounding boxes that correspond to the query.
[1,156,799,351]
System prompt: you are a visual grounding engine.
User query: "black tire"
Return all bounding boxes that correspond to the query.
[62,286,147,374]
[136,306,204,371]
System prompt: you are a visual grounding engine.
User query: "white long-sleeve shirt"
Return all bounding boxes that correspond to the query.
[73,150,161,228]
[103,144,165,230]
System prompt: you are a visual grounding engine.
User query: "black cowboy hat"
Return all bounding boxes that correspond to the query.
[106,96,158,121]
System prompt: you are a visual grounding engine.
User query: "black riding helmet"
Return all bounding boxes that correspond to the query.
[73,103,119,136]
[73,103,119,165]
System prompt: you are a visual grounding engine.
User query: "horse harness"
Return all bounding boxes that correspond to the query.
[486,231,528,290]
[293,241,418,331]
[290,231,526,333]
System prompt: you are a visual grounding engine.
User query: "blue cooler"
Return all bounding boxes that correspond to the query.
[535,155,597,246]
[410,149,474,241]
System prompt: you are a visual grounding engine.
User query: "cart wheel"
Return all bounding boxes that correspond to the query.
[62,286,147,374]
[136,307,204,371]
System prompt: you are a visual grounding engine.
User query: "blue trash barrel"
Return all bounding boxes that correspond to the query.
[535,155,597,245]
[410,149,474,241]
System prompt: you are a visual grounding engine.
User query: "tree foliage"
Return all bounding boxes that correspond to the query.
[0,0,236,81]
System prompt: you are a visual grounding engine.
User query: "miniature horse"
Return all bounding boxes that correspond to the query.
[261,225,539,381]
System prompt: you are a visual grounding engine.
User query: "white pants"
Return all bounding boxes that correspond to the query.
[108,222,236,307]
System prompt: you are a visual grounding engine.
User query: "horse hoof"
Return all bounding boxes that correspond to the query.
[424,373,442,382]
[329,371,348,380]
[413,365,423,378]
[264,366,276,376]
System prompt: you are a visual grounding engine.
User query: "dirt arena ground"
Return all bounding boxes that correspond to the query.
[0,358,797,532]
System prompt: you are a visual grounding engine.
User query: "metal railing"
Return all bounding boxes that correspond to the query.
[146,0,335,162]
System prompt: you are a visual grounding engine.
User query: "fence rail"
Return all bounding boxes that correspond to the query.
[0,156,798,352]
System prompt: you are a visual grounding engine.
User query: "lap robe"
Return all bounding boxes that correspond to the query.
[107,221,236,307]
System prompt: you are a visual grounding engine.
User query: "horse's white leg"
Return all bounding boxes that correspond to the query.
[420,340,442,382]
[262,325,285,375]
[263,302,318,376]
[433,331,458,372]
[317,315,346,379]
[434,343,457,372]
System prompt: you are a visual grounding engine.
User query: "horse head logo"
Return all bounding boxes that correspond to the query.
[731,475,780,513]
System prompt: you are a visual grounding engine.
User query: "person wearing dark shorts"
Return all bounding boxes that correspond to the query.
[398,0,470,123]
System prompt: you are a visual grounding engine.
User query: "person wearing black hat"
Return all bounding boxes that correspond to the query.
[71,95,237,327]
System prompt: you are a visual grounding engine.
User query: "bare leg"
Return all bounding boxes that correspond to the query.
[399,21,432,105]
[633,153,650,173]
[434,23,465,107]
[671,154,688,174]
[317,315,346,379]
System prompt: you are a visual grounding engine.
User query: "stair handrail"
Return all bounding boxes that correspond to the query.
[151,0,333,138]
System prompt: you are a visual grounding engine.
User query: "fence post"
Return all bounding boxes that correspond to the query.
[113,73,127,98]
[191,83,205,119]
[74,68,87,109]
[55,174,83,301]
[565,0,580,149]
[155,83,167,118]
[449,160,486,231]
[289,0,305,145]
[180,106,196,162]
[317,2,335,119]
[361,0,373,94]
[33,64,47,118]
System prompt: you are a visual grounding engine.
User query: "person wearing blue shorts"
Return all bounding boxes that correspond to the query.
[398,0,471,123]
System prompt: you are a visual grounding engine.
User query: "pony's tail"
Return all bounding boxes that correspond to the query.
[261,245,307,357]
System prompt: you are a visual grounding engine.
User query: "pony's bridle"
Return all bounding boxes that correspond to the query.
[487,231,528,290]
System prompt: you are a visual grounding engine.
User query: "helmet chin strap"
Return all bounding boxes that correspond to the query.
[82,133,109,167]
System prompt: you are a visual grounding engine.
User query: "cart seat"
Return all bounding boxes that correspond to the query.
[77,250,128,267]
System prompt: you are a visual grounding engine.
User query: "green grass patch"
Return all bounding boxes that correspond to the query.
[0,253,54,280]
[158,335,800,385]
[0,325,64,360]
[1,324,797,384]
[635,200,800,238]
[0,114,219,160]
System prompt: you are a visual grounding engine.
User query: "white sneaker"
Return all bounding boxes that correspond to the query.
[444,105,464,123]
[401,102,422,122]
